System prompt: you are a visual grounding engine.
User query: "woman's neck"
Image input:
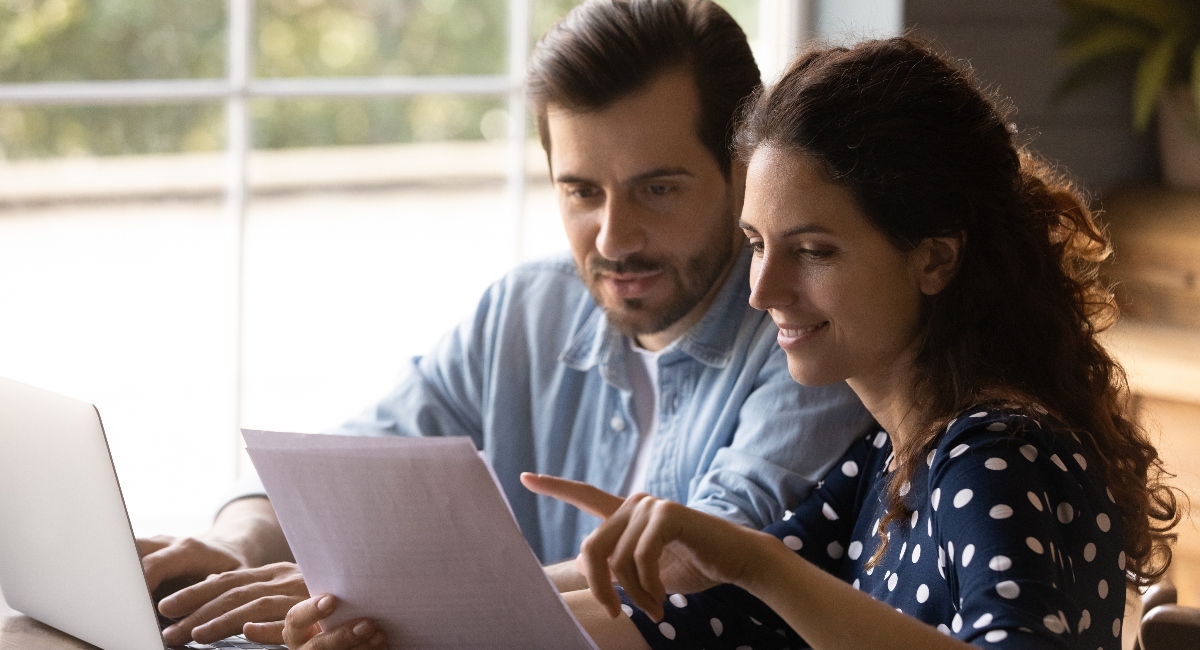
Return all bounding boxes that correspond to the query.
[845,348,926,452]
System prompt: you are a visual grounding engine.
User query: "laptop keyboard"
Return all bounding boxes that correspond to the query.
[183,634,286,649]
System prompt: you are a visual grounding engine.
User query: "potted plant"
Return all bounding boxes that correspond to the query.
[1057,0,1200,187]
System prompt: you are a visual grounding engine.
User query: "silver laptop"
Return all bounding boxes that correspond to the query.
[0,375,284,650]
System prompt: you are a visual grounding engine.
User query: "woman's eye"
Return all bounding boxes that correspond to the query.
[798,247,836,260]
[748,240,765,254]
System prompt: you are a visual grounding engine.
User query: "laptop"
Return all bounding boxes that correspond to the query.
[0,375,285,650]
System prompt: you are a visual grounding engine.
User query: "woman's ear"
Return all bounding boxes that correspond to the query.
[913,232,965,296]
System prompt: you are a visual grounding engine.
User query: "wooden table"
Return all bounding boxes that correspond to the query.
[0,586,97,650]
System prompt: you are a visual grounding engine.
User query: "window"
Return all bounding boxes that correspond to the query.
[0,0,899,535]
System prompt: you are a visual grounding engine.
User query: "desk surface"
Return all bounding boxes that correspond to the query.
[0,587,98,650]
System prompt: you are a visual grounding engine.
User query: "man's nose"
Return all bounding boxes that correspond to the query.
[595,196,645,261]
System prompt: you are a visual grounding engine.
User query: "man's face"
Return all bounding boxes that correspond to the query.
[547,69,743,338]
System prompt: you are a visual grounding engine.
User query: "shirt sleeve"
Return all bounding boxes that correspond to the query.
[929,417,1125,649]
[686,328,875,529]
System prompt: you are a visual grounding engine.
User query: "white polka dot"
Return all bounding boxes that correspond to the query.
[1118,551,1126,570]
[750,616,762,625]
[973,613,993,628]
[852,578,860,590]
[916,584,929,603]
[848,540,863,560]
[986,422,1007,431]
[911,510,920,529]
[1050,454,1068,471]
[937,624,951,635]
[990,555,1012,571]
[1098,579,1109,599]
[783,535,803,551]
[912,544,922,563]
[952,613,963,632]
[1056,503,1074,524]
[927,516,933,537]
[899,481,911,496]
[871,519,880,535]
[888,572,899,591]
[709,617,723,637]
[948,541,955,563]
[927,449,936,467]
[899,542,907,561]
[1019,445,1037,462]
[984,457,1007,470]
[1078,609,1091,633]
[996,580,1020,599]
[1096,513,1111,532]
[873,431,888,448]
[931,488,941,510]
[984,630,1008,642]
[669,594,687,608]
[1027,491,1043,511]
[950,443,970,458]
[1044,614,1065,634]
[1113,618,1121,637]
[1073,453,1088,470]
[970,411,988,418]
[938,546,946,568]
[953,489,974,508]
[822,502,839,521]
[1107,487,1116,503]
[961,544,975,567]
[990,504,1013,519]
[827,541,844,559]
[658,622,676,640]
[621,604,634,617]
[841,460,859,477]
[1083,543,1096,562]
[783,510,794,521]
[1026,537,1044,554]
[866,565,875,575]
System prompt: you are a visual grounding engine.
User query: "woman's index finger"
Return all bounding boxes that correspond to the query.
[519,472,625,519]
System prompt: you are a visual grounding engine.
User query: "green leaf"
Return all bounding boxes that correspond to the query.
[1191,43,1200,115]
[1060,22,1154,64]
[1068,0,1189,29]
[1053,52,1139,104]
[1133,31,1183,130]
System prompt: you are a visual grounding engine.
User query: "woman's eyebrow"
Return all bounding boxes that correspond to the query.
[738,221,833,237]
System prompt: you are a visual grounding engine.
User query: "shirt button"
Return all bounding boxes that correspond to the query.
[610,415,626,432]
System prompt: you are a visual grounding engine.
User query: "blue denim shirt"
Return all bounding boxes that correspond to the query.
[326,247,873,563]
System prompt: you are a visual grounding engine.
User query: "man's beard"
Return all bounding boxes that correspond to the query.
[582,227,737,337]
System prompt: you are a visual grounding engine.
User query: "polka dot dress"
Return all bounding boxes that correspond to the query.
[619,407,1126,649]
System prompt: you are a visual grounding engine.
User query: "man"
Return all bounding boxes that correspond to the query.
[139,0,873,645]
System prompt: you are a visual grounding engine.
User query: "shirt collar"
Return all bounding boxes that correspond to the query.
[560,244,753,381]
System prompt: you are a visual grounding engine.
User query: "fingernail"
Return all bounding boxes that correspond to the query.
[370,632,385,646]
[318,595,334,612]
[353,621,373,636]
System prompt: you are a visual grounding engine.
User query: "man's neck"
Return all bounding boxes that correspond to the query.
[634,245,741,352]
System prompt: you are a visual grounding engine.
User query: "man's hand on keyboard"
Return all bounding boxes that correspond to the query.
[156,561,308,646]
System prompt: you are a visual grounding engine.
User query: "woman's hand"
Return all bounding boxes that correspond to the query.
[282,594,385,649]
[520,473,776,622]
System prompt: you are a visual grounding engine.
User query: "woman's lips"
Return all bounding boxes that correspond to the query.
[776,321,829,346]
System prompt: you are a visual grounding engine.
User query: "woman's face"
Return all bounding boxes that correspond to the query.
[741,146,937,390]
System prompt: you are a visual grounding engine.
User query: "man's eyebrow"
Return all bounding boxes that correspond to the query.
[554,167,694,185]
[738,220,833,237]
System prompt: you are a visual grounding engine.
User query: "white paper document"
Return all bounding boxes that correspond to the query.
[243,430,600,650]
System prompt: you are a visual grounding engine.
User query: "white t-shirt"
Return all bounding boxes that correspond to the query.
[621,338,670,495]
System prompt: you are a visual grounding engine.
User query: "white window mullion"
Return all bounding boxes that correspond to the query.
[506,0,531,264]
[228,0,252,479]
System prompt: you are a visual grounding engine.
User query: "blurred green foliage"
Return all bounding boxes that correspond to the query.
[1057,0,1200,131]
[0,0,756,159]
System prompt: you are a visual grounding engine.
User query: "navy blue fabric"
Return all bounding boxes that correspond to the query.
[621,407,1127,649]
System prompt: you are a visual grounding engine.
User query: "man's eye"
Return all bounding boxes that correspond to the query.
[567,186,599,199]
[646,184,673,196]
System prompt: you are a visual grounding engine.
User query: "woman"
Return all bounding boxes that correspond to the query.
[280,37,1179,650]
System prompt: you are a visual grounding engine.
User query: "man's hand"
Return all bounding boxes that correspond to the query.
[155,562,308,645]
[138,535,248,595]
[284,595,385,650]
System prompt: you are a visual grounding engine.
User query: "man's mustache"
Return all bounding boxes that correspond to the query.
[587,255,665,276]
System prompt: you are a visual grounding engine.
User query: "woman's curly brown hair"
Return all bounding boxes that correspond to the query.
[734,36,1182,590]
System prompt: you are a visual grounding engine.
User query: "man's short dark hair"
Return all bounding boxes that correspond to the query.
[526,0,761,178]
